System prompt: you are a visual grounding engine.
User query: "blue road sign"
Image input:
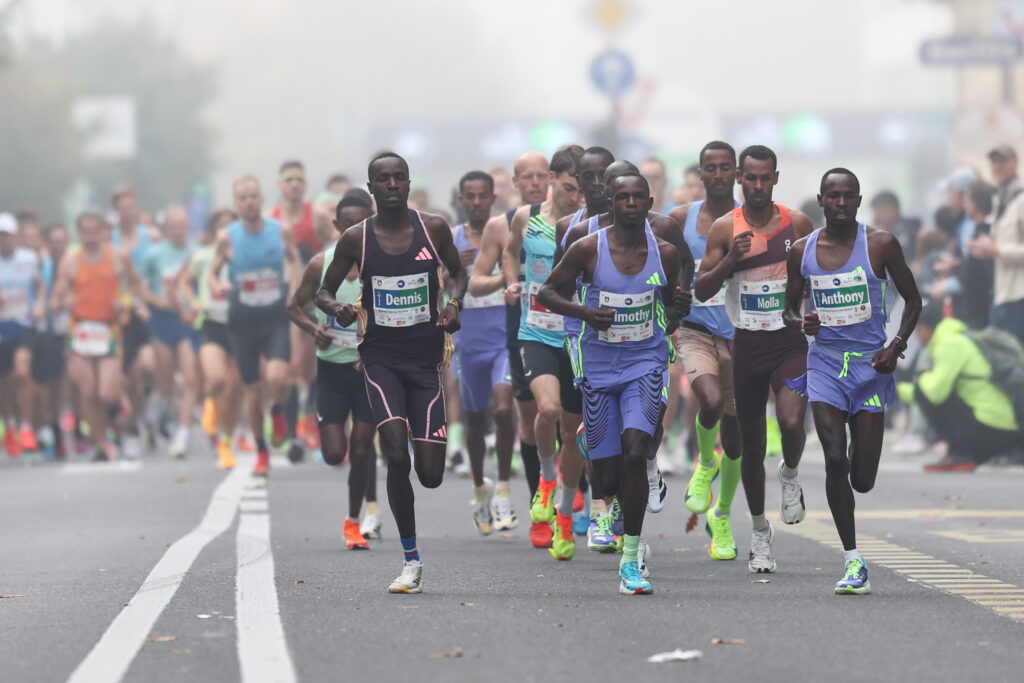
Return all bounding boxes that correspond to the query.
[590,49,635,98]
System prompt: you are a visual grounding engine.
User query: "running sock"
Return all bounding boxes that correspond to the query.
[645,457,657,474]
[255,436,268,453]
[591,499,608,517]
[285,386,299,437]
[495,481,510,496]
[844,549,862,563]
[366,501,379,516]
[400,535,420,562]
[520,441,540,498]
[620,534,640,567]
[558,485,577,518]
[716,455,742,514]
[781,463,798,478]
[752,513,768,531]
[695,415,720,467]
[346,516,359,524]
[447,422,464,452]
[474,484,489,502]
[539,454,557,481]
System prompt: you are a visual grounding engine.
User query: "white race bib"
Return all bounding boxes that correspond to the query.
[327,317,359,348]
[464,264,504,309]
[51,311,71,335]
[811,268,871,327]
[238,269,282,307]
[598,290,656,343]
[737,279,786,331]
[71,321,112,356]
[206,293,229,318]
[372,273,430,327]
[0,289,29,322]
[524,281,563,332]
[692,259,726,308]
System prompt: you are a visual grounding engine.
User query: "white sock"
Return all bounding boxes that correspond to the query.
[844,549,862,563]
[781,464,798,478]
[646,457,657,473]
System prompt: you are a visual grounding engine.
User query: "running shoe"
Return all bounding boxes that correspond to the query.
[834,557,871,595]
[301,414,320,450]
[122,431,142,460]
[647,466,668,513]
[748,523,776,573]
[236,434,255,453]
[473,478,494,536]
[388,560,423,594]
[360,514,382,540]
[344,519,369,550]
[777,460,806,524]
[91,446,109,462]
[572,508,590,536]
[286,438,305,464]
[529,521,553,549]
[201,398,218,436]
[618,561,653,595]
[5,428,21,457]
[572,488,584,513]
[491,491,518,531]
[549,512,575,561]
[609,497,624,536]
[19,426,39,453]
[170,427,188,460]
[587,514,617,553]
[217,439,236,470]
[253,450,270,477]
[530,476,557,526]
[684,452,720,514]
[705,511,737,560]
[638,536,651,578]
[270,412,288,448]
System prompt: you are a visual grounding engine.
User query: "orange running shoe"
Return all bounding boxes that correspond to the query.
[5,428,22,457]
[271,413,288,448]
[302,415,320,450]
[217,439,236,470]
[529,521,553,548]
[344,519,369,550]
[201,398,218,436]
[253,450,270,477]
[236,434,255,453]
[573,487,584,513]
[20,426,39,453]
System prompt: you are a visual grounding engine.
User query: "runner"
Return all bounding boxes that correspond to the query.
[51,212,143,461]
[468,151,550,520]
[695,144,814,573]
[288,189,379,550]
[539,172,681,594]
[139,206,198,459]
[450,171,518,535]
[0,212,44,455]
[210,176,297,477]
[502,145,587,558]
[784,168,921,594]
[173,208,240,469]
[36,222,72,458]
[668,141,744,561]
[316,152,466,593]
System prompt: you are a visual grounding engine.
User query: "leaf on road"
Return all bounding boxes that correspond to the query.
[712,638,746,645]
[646,649,702,664]
[460,602,474,607]
[428,647,463,659]
[0,594,25,599]
[751,579,770,584]
[296,580,305,584]
[685,513,698,533]
[148,636,176,642]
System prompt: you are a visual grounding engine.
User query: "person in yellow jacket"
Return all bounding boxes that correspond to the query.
[898,304,1021,471]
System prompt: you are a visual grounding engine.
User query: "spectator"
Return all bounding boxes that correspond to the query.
[961,180,995,329]
[326,174,351,196]
[871,190,921,263]
[968,144,1024,346]
[898,304,1021,472]
[488,165,517,216]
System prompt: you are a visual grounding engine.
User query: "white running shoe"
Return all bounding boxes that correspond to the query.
[388,560,423,594]
[777,460,806,524]
[473,478,494,535]
[360,514,381,540]
[491,490,519,530]
[748,523,776,573]
[169,426,188,460]
[122,432,142,460]
[646,466,668,513]
[638,535,651,578]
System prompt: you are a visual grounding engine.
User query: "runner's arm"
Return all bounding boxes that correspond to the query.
[315,225,362,323]
[783,237,815,333]
[538,236,613,330]
[553,214,573,264]
[175,255,202,319]
[652,214,694,317]
[208,231,232,299]
[469,216,507,297]
[427,215,465,332]
[872,230,921,373]
[658,240,682,335]
[50,251,75,313]
[289,254,332,350]
[695,216,745,302]
[501,207,527,305]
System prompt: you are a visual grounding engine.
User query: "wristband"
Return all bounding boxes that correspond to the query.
[448,298,463,312]
[891,335,907,356]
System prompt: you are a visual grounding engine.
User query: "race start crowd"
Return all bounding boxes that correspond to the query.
[1,140,1022,597]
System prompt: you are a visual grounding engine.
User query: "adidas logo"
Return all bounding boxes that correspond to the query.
[414,247,433,261]
[862,394,882,408]
[646,273,663,286]
[432,425,447,439]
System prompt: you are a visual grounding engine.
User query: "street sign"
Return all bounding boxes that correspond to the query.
[590,49,635,98]
[920,35,1024,66]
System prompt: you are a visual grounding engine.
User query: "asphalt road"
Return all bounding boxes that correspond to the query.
[2,438,1023,683]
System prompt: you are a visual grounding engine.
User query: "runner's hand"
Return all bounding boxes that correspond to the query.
[460,249,477,266]
[801,311,820,336]
[314,323,333,350]
[673,286,692,318]
[582,306,615,331]
[334,303,357,327]
[728,230,753,261]
[871,345,900,374]
[504,282,521,306]
[438,301,461,333]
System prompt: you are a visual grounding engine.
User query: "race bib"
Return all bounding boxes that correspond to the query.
[692,259,726,308]
[0,289,29,322]
[598,290,656,343]
[524,281,563,332]
[464,264,504,309]
[206,292,229,318]
[71,321,112,356]
[51,311,71,335]
[372,273,430,327]
[737,279,786,331]
[811,268,871,327]
[327,317,359,348]
[238,269,282,307]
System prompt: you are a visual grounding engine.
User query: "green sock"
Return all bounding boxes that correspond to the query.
[621,534,640,566]
[447,422,464,452]
[695,415,720,466]
[716,454,741,513]
[766,416,782,456]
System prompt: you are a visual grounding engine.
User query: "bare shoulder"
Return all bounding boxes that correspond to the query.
[338,221,364,254]
[668,202,694,227]
[865,224,902,255]
[709,212,735,239]
[789,209,815,237]
[649,212,682,237]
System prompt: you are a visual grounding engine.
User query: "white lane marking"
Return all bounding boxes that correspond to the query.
[67,463,250,683]
[59,461,143,475]
[236,498,295,683]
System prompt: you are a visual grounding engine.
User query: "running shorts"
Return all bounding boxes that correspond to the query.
[199,319,233,355]
[316,358,373,426]
[228,319,290,384]
[731,328,807,420]
[31,331,66,383]
[454,346,511,413]
[581,367,666,461]
[790,343,895,418]
[674,325,736,417]
[362,359,447,442]
[519,340,582,414]
[148,307,198,349]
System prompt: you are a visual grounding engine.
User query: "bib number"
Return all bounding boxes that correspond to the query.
[598,290,656,343]
[0,289,29,322]
[524,282,563,332]
[72,321,112,356]
[811,269,871,327]
[738,279,786,331]
[238,269,282,307]
[372,273,430,327]
[692,259,726,307]
[327,317,359,348]
[206,292,229,318]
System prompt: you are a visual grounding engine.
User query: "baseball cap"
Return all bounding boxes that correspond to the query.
[987,144,1017,161]
[938,166,978,193]
[0,212,17,235]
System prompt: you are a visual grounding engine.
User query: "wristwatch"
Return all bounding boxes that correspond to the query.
[892,336,908,354]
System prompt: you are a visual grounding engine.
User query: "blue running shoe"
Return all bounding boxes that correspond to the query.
[834,557,871,595]
[618,561,653,595]
[587,514,617,552]
[573,509,589,536]
[610,497,624,536]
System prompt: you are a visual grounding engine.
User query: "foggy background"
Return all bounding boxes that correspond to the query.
[2,0,1021,227]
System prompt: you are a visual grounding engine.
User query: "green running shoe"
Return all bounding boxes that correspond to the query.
[705,511,737,560]
[529,476,557,525]
[684,453,720,514]
[549,512,576,560]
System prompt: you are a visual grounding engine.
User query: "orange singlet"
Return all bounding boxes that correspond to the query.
[72,245,120,324]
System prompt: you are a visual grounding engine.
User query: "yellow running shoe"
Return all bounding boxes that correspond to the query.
[684,452,720,514]
[549,512,575,560]
[705,511,737,560]
[201,398,218,436]
[217,438,236,470]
